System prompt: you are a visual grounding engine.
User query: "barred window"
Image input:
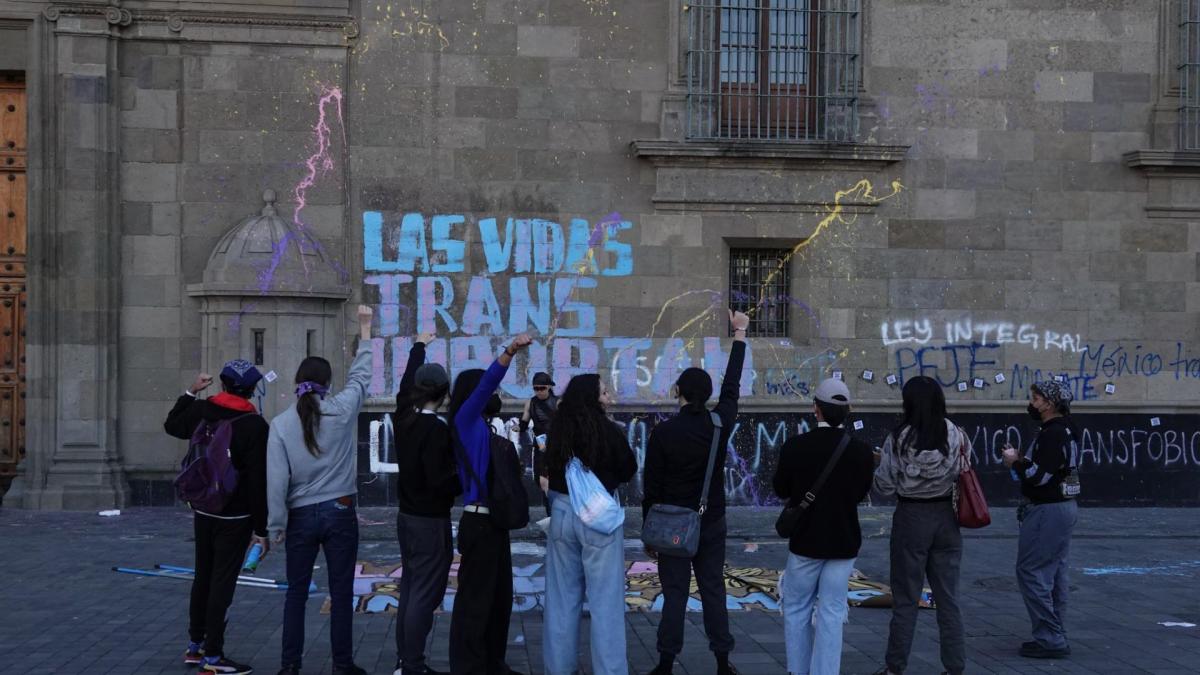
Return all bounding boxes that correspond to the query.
[1182,1,1200,148]
[729,248,791,337]
[686,0,861,142]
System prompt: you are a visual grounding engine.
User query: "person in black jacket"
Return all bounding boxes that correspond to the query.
[163,360,268,675]
[542,374,637,674]
[1002,380,1081,660]
[393,334,460,675]
[520,371,558,515]
[773,378,873,675]
[642,310,749,675]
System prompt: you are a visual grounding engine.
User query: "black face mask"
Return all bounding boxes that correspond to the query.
[1027,403,1042,421]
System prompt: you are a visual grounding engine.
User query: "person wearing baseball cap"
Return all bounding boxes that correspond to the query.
[520,371,558,515]
[390,333,460,675]
[164,358,269,675]
[773,377,874,675]
[1001,380,1081,660]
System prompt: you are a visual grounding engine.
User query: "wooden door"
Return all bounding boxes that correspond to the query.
[0,73,26,482]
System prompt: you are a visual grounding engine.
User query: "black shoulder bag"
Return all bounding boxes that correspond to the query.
[642,411,722,558]
[775,431,851,538]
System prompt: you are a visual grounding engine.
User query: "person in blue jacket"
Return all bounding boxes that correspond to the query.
[447,334,532,675]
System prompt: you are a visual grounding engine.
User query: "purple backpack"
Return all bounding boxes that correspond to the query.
[174,414,251,512]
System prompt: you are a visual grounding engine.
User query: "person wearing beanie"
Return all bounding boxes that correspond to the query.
[1002,380,1081,660]
[164,359,269,675]
[392,333,460,675]
[642,310,750,675]
[773,378,874,675]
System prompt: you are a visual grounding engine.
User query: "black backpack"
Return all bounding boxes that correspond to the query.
[458,431,530,531]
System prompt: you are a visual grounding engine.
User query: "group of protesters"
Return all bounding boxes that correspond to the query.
[163,304,1081,675]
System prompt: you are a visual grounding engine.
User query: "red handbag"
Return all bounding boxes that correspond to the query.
[955,437,991,528]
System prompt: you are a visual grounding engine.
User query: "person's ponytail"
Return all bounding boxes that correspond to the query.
[298,392,323,457]
[294,356,333,458]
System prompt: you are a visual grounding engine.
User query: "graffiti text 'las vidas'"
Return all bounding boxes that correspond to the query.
[361,211,754,400]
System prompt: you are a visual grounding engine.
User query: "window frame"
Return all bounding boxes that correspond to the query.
[727,246,794,338]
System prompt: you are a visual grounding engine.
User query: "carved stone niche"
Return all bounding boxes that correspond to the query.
[187,190,350,420]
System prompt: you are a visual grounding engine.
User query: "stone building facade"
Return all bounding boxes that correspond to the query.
[0,0,1197,509]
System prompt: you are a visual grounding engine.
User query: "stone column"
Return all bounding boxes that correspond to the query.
[8,6,129,509]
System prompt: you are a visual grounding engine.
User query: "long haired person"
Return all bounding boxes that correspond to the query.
[872,376,971,675]
[267,305,374,675]
[447,334,532,675]
[542,374,637,674]
[392,333,460,675]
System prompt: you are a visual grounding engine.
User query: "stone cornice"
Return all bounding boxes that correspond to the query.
[632,139,909,171]
[1123,148,1200,173]
[41,2,359,38]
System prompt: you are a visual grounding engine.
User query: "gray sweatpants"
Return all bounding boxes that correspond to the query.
[1016,500,1078,650]
[885,500,965,675]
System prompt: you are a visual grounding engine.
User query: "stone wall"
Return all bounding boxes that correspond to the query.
[2,0,1199,507]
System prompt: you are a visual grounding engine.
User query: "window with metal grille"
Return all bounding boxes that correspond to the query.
[1181,1,1200,148]
[686,0,860,142]
[729,248,791,337]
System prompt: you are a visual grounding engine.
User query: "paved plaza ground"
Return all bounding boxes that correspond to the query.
[1,506,1197,674]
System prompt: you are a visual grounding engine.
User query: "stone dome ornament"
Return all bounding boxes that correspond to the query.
[187,189,352,420]
[196,189,349,298]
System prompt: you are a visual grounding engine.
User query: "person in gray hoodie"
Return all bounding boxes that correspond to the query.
[268,304,373,675]
[872,376,971,675]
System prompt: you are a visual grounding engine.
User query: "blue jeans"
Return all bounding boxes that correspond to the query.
[782,554,855,675]
[281,497,360,669]
[1017,500,1078,650]
[543,494,628,675]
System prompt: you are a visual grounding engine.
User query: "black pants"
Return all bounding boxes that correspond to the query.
[396,511,454,670]
[189,513,253,657]
[656,516,734,657]
[449,511,513,675]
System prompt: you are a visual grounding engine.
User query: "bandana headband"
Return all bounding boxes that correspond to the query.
[296,381,329,399]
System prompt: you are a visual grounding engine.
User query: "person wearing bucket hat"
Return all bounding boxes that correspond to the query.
[1001,380,1082,660]
[164,358,269,675]
[773,378,873,675]
[520,371,558,515]
[391,333,460,675]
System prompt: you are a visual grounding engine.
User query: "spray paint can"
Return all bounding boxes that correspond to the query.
[243,542,264,573]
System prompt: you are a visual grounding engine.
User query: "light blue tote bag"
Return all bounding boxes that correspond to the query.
[565,457,625,534]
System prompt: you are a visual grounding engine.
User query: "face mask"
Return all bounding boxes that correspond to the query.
[1027,403,1042,421]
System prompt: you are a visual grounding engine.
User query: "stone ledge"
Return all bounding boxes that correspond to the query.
[1123,149,1200,218]
[1124,148,1200,173]
[631,139,909,171]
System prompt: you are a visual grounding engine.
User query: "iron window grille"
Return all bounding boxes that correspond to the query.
[729,248,791,337]
[686,0,861,142]
[1182,1,1200,149]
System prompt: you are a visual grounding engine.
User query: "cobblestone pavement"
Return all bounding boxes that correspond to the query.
[1,507,1198,674]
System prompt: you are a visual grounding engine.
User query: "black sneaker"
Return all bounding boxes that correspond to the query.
[276,666,300,675]
[331,665,367,675]
[647,668,672,675]
[184,641,205,666]
[397,667,449,675]
[201,655,253,674]
[1019,642,1071,658]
